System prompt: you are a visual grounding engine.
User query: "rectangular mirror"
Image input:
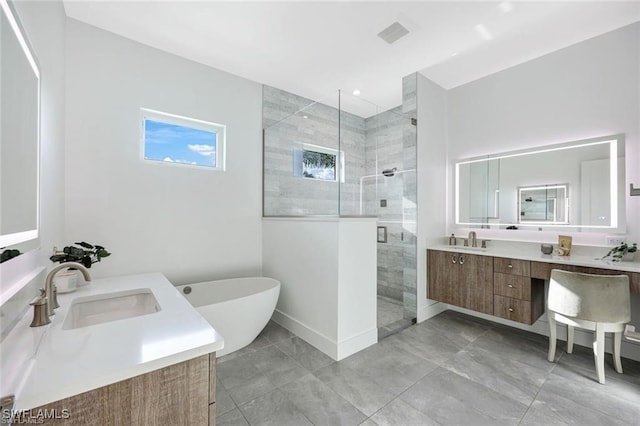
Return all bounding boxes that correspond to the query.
[0,0,40,249]
[455,135,625,232]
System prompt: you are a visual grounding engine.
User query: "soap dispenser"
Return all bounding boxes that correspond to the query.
[449,234,456,246]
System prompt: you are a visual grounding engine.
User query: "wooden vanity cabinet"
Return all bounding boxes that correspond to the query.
[492,257,544,325]
[428,250,545,325]
[427,250,493,315]
[33,353,217,425]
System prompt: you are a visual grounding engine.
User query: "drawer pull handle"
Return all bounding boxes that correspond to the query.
[508,308,514,312]
[459,255,465,265]
[452,255,457,264]
[507,264,513,269]
[507,284,514,288]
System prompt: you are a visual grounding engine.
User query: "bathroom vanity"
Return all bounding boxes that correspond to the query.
[1,273,224,425]
[427,246,640,325]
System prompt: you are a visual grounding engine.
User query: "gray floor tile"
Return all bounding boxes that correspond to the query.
[275,336,335,372]
[369,399,440,426]
[218,344,309,405]
[280,374,367,426]
[341,339,438,395]
[399,367,527,425]
[216,378,238,417]
[358,419,378,426]
[238,389,313,426]
[520,400,570,426]
[260,321,295,344]
[419,310,493,345]
[216,408,249,426]
[314,362,397,417]
[536,374,640,425]
[442,342,550,406]
[382,324,466,365]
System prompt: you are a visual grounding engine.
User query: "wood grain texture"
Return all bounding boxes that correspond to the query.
[459,254,494,315]
[493,273,531,301]
[427,250,459,305]
[494,258,531,277]
[209,353,216,404]
[494,295,532,324]
[35,355,211,425]
[530,261,640,294]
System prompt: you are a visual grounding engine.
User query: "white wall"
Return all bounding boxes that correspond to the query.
[447,23,640,245]
[415,74,448,322]
[263,218,377,360]
[64,19,263,285]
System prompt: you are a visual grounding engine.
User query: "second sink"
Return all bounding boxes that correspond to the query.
[62,288,161,330]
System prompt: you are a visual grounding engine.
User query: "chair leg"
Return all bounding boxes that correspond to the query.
[567,325,574,354]
[548,313,557,362]
[613,331,623,374]
[594,323,606,384]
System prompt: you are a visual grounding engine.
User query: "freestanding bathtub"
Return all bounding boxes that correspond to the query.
[176,277,280,356]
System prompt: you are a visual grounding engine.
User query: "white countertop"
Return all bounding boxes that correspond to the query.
[3,272,224,410]
[428,243,640,274]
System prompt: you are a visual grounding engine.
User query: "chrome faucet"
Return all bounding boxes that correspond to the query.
[45,262,92,316]
[468,231,477,248]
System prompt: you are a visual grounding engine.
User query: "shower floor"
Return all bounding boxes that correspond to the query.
[377,295,414,339]
[377,295,403,328]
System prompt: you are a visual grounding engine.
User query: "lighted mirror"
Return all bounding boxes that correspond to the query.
[0,0,40,248]
[455,135,625,232]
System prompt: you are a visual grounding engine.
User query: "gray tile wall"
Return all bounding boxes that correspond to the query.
[263,86,364,216]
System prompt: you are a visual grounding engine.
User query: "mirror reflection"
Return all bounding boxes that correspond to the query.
[456,135,624,232]
[0,0,40,248]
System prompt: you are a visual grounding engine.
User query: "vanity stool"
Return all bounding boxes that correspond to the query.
[547,269,630,384]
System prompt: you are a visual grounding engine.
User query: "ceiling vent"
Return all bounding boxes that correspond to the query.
[377,22,410,44]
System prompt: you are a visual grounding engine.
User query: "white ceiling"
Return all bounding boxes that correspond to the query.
[63,1,640,117]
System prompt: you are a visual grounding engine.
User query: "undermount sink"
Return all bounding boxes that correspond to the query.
[62,288,161,330]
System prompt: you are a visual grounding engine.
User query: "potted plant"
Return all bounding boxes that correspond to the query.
[602,242,637,262]
[50,242,110,292]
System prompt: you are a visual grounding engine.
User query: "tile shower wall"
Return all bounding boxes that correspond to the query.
[263,86,365,216]
[364,107,406,302]
[263,84,417,318]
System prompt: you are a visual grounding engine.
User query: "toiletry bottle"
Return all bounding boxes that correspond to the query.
[449,234,456,246]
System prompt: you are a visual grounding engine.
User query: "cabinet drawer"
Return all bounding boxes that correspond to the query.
[494,273,531,301]
[494,258,530,276]
[494,295,532,324]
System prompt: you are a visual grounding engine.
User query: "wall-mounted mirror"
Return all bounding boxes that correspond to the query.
[0,0,40,249]
[456,135,625,232]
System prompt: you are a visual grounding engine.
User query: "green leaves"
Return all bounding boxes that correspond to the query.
[49,242,111,268]
[602,242,638,262]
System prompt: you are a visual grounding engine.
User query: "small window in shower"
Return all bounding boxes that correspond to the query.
[141,108,225,170]
[293,143,345,182]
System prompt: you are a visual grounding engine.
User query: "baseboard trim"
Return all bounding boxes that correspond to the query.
[271,309,339,360]
[336,327,377,360]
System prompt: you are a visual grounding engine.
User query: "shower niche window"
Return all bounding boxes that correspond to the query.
[293,144,345,182]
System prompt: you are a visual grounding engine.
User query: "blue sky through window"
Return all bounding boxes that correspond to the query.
[144,119,217,167]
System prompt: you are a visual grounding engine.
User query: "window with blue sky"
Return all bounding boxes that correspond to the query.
[141,109,225,170]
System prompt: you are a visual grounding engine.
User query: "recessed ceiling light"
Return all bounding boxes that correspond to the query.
[352,89,361,96]
[474,24,493,41]
[302,115,308,119]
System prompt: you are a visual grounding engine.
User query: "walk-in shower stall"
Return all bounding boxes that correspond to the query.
[261,77,417,359]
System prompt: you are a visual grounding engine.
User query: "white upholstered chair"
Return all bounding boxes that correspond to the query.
[547,269,630,384]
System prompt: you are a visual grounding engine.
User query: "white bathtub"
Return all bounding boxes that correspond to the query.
[176,277,280,356]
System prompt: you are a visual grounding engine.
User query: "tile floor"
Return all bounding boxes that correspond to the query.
[215,310,640,425]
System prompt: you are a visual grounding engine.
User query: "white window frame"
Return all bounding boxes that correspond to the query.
[140,108,226,171]
[294,143,345,182]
